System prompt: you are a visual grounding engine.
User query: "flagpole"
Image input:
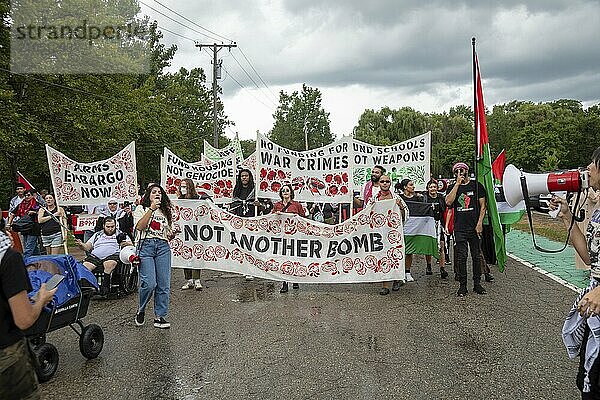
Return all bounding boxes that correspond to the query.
[472,37,479,202]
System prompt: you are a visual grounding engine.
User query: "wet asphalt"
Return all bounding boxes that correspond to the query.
[38,255,581,400]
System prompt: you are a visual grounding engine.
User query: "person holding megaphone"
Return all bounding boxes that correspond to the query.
[550,147,600,399]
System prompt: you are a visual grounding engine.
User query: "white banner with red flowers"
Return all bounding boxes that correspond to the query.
[352,132,431,192]
[161,147,236,204]
[169,198,405,283]
[256,133,353,203]
[45,142,138,205]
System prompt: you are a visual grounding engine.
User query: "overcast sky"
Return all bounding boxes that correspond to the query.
[140,0,600,141]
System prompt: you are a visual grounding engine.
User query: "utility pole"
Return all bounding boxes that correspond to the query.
[195,42,237,147]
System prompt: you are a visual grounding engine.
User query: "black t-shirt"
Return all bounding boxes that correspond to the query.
[447,180,486,233]
[424,193,446,221]
[0,249,33,348]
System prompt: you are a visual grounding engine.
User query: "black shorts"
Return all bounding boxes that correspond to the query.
[84,253,119,270]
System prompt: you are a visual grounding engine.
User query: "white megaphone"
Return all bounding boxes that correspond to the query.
[502,164,589,207]
[119,246,139,265]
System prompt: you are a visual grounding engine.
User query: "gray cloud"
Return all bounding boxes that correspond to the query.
[150,0,600,110]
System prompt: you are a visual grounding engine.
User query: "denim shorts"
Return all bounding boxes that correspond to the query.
[41,231,63,248]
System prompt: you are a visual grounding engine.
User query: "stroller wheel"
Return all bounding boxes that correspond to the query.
[34,343,59,383]
[79,324,104,359]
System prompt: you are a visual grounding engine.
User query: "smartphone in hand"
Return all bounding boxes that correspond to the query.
[45,274,65,291]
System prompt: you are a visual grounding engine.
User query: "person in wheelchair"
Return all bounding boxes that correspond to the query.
[74,217,132,295]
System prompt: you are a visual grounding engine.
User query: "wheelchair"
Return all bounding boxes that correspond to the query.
[92,259,138,298]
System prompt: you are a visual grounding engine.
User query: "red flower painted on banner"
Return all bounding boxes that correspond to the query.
[230,217,243,230]
[266,259,279,272]
[220,211,233,221]
[295,263,308,277]
[210,246,224,259]
[321,261,339,276]
[180,208,193,221]
[321,226,334,238]
[370,213,386,228]
[283,218,297,235]
[342,258,354,273]
[343,220,357,235]
[387,245,404,262]
[296,219,308,234]
[258,218,269,231]
[280,261,294,276]
[193,244,204,259]
[269,220,281,234]
[334,224,345,236]
[203,246,217,262]
[231,249,243,263]
[354,259,366,275]
[365,255,378,272]
[255,259,267,271]
[245,219,258,232]
[378,257,392,273]
[387,210,401,229]
[210,209,221,223]
[387,230,402,244]
[245,253,256,265]
[181,246,193,260]
[307,262,320,277]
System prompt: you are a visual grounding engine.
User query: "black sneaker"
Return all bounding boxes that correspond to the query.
[379,287,390,296]
[392,280,401,291]
[440,268,449,279]
[457,286,468,297]
[426,265,433,275]
[473,284,487,295]
[484,273,495,282]
[280,282,288,293]
[154,317,171,329]
[135,311,145,326]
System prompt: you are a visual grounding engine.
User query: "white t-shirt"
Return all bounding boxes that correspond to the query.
[133,206,171,241]
[87,231,120,259]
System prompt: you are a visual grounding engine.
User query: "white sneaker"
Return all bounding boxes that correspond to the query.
[181,280,194,290]
[405,272,415,282]
[245,275,254,281]
[194,279,203,291]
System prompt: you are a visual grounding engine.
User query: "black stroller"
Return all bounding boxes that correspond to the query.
[24,255,104,382]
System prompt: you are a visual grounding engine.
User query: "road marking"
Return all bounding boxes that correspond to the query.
[507,252,582,293]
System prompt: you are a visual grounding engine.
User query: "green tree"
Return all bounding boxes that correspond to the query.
[269,84,333,151]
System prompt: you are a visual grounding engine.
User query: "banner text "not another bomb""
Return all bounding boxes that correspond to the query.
[183,224,383,258]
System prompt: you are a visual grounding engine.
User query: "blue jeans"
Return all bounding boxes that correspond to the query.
[138,238,171,318]
[22,234,40,259]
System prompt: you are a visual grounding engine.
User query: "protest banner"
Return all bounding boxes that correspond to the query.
[170,198,405,283]
[241,152,256,171]
[161,147,236,204]
[256,133,353,203]
[75,214,100,231]
[203,137,244,165]
[352,132,431,192]
[46,142,137,205]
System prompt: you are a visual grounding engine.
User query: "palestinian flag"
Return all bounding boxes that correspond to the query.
[17,171,34,190]
[403,200,438,257]
[474,51,507,272]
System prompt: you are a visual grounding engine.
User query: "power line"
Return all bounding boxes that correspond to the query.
[237,47,278,100]
[222,65,274,111]
[152,0,234,43]
[230,51,278,107]
[139,1,222,42]
[157,25,197,43]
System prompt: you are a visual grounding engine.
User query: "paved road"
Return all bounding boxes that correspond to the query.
[36,252,582,400]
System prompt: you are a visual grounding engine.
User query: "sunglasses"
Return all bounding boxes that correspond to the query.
[281,189,291,193]
[379,180,391,183]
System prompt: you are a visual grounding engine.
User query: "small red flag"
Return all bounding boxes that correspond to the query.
[491,149,506,183]
[17,171,34,190]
